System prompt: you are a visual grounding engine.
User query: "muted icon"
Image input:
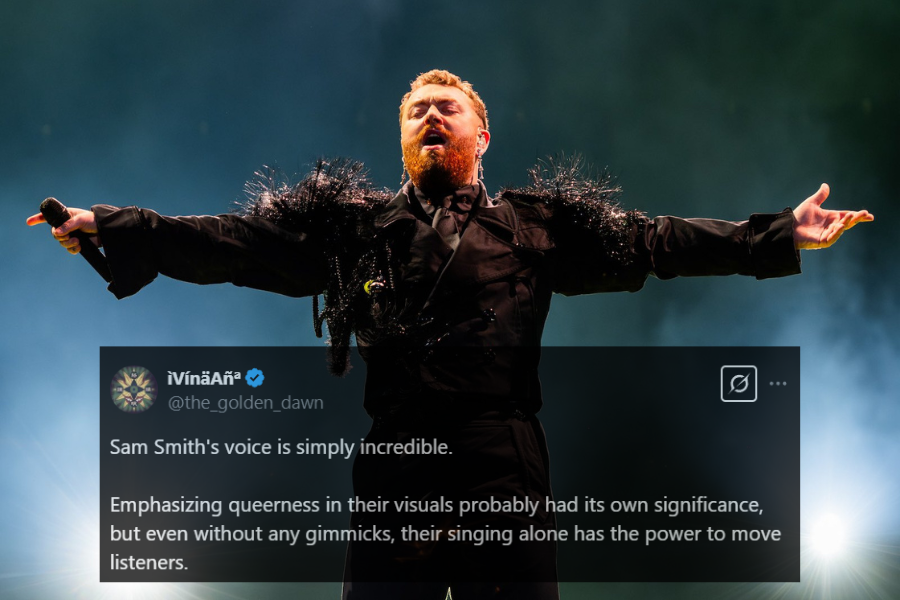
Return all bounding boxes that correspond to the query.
[721,365,757,402]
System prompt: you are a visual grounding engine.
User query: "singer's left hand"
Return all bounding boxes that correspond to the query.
[793,184,874,249]
[27,207,99,254]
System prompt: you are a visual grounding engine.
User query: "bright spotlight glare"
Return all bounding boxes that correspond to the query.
[809,513,847,558]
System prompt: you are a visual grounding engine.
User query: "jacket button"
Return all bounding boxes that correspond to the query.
[481,308,497,323]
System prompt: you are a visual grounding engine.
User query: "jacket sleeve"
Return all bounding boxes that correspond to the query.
[553,208,802,296]
[92,205,329,299]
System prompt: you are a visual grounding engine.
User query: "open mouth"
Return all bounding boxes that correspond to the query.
[422,129,447,146]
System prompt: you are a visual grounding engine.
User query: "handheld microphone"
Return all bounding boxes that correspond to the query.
[40,197,112,283]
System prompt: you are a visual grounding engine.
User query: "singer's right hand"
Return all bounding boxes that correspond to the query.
[26,207,99,254]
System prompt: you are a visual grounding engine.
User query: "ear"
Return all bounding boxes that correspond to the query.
[477,128,491,155]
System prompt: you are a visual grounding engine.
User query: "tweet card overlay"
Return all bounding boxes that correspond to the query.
[100,347,799,582]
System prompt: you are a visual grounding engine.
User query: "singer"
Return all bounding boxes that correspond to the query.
[27,70,872,599]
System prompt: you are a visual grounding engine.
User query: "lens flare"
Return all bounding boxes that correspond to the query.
[809,513,847,558]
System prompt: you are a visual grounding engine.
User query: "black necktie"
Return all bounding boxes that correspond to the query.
[416,185,478,250]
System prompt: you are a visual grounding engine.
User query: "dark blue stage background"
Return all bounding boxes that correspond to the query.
[2,1,897,598]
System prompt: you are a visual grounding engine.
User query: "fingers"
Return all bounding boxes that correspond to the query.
[819,218,847,248]
[52,229,83,253]
[834,213,855,240]
[808,184,874,222]
[25,213,91,254]
[28,207,95,254]
[60,237,82,254]
[54,214,82,237]
[820,211,869,247]
[27,209,75,241]
[842,210,874,231]
[51,224,73,240]
[47,209,99,239]
[819,183,830,204]
[806,183,830,207]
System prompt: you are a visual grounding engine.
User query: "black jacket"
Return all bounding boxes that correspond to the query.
[92,181,799,414]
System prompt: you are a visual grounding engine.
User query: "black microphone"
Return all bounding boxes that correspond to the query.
[40,197,113,283]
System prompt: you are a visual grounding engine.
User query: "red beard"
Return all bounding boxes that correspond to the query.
[402,127,478,193]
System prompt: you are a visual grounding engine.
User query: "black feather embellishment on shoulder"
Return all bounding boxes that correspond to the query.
[241,158,393,234]
[240,159,394,376]
[500,155,644,266]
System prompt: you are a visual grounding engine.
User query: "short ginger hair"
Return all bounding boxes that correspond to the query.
[399,69,489,130]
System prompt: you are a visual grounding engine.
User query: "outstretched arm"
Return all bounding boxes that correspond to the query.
[793,184,874,250]
[27,205,328,299]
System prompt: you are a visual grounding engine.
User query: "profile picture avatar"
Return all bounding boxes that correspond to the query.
[110,366,158,413]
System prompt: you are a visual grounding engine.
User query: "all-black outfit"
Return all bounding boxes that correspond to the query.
[91,166,800,599]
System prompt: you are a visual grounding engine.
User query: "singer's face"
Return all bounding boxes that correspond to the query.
[400,84,486,191]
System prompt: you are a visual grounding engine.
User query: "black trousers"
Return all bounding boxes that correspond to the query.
[342,409,560,600]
